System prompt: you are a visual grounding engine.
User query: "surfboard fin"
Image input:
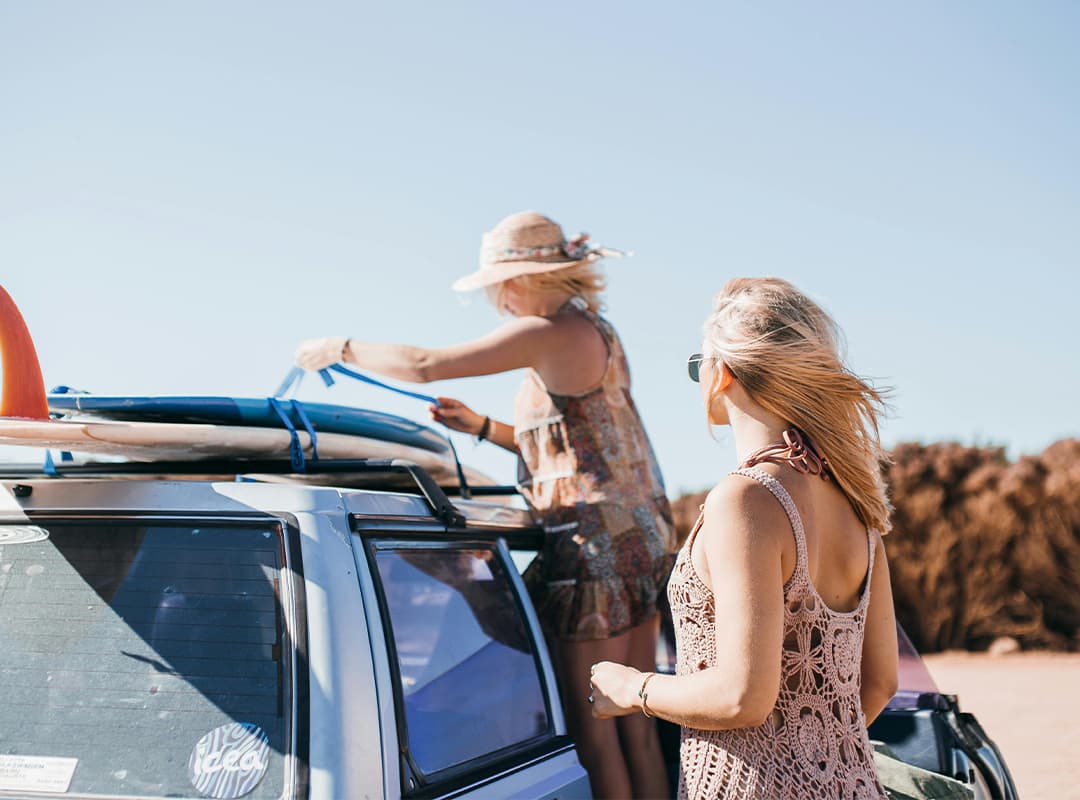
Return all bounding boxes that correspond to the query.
[0,285,49,420]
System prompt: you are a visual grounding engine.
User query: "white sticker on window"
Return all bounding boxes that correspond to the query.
[0,755,78,793]
[188,723,271,799]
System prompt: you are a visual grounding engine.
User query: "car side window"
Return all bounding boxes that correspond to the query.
[372,544,550,781]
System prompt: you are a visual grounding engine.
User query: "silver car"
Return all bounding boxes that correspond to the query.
[0,464,590,800]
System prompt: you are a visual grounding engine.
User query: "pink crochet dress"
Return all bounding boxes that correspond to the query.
[669,467,887,799]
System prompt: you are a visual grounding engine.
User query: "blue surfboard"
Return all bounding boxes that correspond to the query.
[47,395,451,456]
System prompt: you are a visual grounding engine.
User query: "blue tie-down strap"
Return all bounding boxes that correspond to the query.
[41,450,75,477]
[289,399,319,461]
[273,364,440,406]
[268,397,308,471]
[273,362,470,497]
[318,364,440,406]
[273,367,306,400]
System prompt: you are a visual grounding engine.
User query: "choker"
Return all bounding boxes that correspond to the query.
[741,427,830,480]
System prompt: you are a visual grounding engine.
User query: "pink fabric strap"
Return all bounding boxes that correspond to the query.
[742,427,830,479]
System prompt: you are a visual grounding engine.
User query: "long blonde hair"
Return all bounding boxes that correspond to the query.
[487,262,607,314]
[704,277,893,533]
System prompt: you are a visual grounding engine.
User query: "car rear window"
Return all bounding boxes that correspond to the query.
[0,519,299,799]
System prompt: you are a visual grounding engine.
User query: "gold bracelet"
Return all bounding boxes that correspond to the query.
[638,672,656,718]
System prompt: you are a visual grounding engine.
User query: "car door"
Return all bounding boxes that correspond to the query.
[354,519,590,800]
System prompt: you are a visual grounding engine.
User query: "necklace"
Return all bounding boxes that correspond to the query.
[741,427,830,480]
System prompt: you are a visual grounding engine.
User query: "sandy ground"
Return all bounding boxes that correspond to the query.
[922,651,1080,800]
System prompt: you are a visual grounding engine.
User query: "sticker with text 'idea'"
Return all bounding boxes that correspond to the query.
[188,723,271,799]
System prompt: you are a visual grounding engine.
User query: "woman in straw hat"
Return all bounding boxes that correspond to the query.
[296,211,675,798]
[588,278,901,799]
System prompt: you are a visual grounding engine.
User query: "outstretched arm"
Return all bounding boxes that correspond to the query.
[296,315,563,383]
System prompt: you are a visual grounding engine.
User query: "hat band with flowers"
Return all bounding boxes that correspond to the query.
[482,233,628,265]
[453,211,630,292]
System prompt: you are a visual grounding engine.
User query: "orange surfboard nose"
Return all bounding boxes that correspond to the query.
[0,286,49,419]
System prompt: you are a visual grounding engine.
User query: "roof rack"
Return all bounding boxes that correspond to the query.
[0,457,523,529]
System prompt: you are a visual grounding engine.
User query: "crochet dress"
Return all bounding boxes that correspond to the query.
[669,467,888,799]
[517,299,675,642]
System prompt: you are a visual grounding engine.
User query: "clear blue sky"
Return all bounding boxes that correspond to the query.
[2,2,1077,495]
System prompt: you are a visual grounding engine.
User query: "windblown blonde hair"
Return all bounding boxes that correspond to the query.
[704,277,893,533]
[487,262,607,314]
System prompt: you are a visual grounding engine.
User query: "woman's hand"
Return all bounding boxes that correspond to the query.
[428,396,485,435]
[589,661,643,719]
[295,336,349,371]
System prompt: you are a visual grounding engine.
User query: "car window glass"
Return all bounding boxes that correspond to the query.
[375,547,548,778]
[0,520,295,799]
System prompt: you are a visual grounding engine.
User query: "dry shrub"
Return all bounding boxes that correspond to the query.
[670,439,1080,652]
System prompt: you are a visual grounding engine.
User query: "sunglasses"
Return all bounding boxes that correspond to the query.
[687,353,711,383]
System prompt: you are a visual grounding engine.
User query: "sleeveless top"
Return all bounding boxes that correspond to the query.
[669,467,887,800]
[514,299,676,641]
[513,299,670,515]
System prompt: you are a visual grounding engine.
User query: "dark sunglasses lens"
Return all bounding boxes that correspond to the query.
[687,355,702,382]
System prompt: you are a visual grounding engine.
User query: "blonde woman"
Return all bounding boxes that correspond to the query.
[296,211,674,799]
[590,278,899,799]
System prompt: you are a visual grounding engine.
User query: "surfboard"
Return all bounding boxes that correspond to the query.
[1,288,492,489]
[0,417,491,487]
[47,395,451,455]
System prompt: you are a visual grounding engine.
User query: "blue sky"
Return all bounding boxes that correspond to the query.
[1,2,1077,494]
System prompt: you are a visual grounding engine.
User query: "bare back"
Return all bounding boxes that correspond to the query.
[769,465,872,614]
[532,305,609,396]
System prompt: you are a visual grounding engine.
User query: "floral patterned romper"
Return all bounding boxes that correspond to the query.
[517,298,676,642]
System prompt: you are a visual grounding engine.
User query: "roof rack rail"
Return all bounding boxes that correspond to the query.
[0,457,468,528]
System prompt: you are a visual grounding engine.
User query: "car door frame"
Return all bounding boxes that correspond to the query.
[350,507,588,800]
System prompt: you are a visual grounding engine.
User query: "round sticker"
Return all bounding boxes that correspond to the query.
[187,723,271,799]
[0,526,49,545]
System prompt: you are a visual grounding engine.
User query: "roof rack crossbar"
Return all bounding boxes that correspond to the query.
[0,457,468,528]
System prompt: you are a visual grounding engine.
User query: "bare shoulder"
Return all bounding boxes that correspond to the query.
[703,472,787,522]
[695,475,790,578]
[700,473,791,551]
[492,314,556,336]
[492,312,595,342]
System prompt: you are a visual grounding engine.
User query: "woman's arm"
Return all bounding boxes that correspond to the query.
[428,397,518,455]
[858,533,898,724]
[297,315,567,383]
[592,477,788,730]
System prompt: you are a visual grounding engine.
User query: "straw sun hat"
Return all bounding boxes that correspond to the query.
[451,211,627,292]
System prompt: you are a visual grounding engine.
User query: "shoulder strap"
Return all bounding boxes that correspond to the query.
[857,529,877,612]
[684,504,706,550]
[730,467,809,587]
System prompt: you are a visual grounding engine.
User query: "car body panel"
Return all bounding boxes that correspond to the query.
[0,478,589,800]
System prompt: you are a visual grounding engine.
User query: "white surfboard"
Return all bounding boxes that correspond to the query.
[0,417,492,487]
